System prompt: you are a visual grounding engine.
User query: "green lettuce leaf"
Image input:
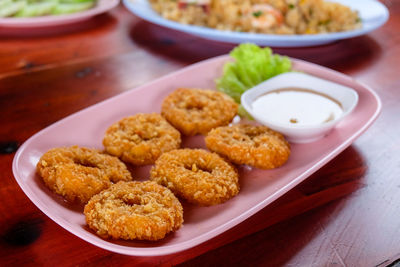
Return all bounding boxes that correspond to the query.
[216,43,292,104]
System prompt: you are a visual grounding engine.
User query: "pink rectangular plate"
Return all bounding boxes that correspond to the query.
[12,55,381,256]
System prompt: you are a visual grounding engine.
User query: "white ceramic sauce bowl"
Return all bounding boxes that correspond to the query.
[241,72,359,143]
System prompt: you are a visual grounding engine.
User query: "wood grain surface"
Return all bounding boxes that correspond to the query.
[1,1,400,266]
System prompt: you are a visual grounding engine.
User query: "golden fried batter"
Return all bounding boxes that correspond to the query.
[37,146,132,204]
[103,113,181,165]
[150,149,239,206]
[205,124,290,169]
[161,88,238,136]
[84,181,183,241]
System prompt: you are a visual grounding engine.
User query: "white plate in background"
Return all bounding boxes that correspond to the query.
[123,0,389,47]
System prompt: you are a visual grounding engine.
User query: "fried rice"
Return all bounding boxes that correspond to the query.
[149,0,361,34]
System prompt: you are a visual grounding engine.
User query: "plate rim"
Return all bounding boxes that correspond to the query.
[12,55,382,256]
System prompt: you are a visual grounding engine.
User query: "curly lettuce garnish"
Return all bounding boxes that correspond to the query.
[216,43,292,107]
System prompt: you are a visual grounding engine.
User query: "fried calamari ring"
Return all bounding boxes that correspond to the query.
[103,113,181,165]
[205,124,290,169]
[150,149,239,206]
[161,88,238,136]
[84,181,183,241]
[37,146,132,204]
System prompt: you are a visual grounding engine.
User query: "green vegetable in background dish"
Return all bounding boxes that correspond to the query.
[0,0,14,8]
[217,43,292,104]
[52,1,95,15]
[15,0,58,17]
[0,0,96,17]
[0,0,26,17]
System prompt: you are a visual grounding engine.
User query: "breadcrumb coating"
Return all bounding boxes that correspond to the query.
[103,113,181,165]
[150,149,239,206]
[84,181,183,241]
[205,124,290,169]
[36,146,132,204]
[161,88,238,136]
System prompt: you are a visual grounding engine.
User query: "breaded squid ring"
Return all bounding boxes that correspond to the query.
[150,149,239,206]
[36,146,132,204]
[161,88,238,136]
[103,113,181,165]
[205,124,290,169]
[84,181,183,241]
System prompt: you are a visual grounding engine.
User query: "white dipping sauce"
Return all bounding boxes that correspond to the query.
[251,88,343,126]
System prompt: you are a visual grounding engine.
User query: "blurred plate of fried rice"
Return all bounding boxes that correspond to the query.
[123,0,389,47]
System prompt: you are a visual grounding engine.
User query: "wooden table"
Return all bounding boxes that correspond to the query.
[1,1,399,266]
